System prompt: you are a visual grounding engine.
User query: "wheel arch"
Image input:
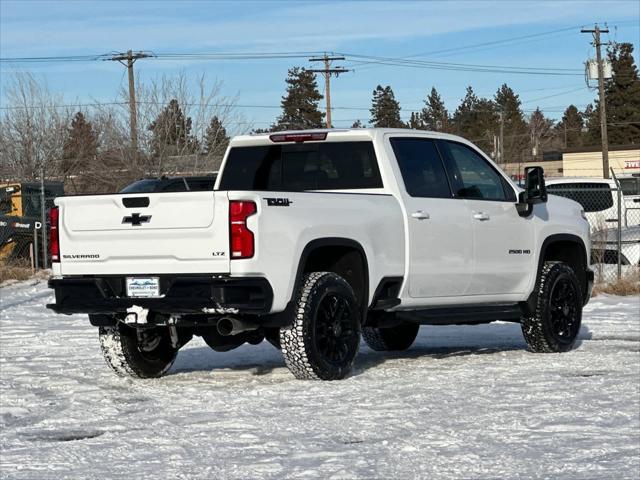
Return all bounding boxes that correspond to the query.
[524,233,590,313]
[292,237,370,318]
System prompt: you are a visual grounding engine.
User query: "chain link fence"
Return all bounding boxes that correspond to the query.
[1,189,58,278]
[3,179,640,287]
[547,180,640,285]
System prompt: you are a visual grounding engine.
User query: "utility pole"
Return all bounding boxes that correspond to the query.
[309,54,350,128]
[498,110,504,164]
[581,24,610,178]
[106,50,152,156]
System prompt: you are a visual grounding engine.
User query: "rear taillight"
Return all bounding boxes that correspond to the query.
[229,201,256,259]
[49,206,60,262]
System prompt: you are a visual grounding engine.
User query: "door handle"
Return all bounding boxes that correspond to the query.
[473,212,490,221]
[411,210,430,220]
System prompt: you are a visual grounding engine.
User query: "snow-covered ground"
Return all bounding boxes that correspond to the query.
[1,280,639,480]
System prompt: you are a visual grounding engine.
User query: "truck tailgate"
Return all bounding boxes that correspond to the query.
[56,191,230,275]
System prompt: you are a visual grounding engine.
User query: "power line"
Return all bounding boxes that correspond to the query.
[0,100,594,114]
[338,52,584,76]
[466,120,639,145]
[0,51,327,63]
[0,54,109,63]
[342,25,582,70]
[341,21,635,71]
[152,51,324,61]
[521,86,589,104]
[1,49,586,76]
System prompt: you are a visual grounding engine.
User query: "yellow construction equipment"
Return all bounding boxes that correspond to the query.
[0,182,64,263]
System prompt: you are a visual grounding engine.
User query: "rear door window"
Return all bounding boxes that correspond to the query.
[547,183,614,212]
[389,138,451,198]
[218,141,382,191]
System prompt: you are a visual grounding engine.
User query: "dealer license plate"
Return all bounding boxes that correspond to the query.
[126,277,160,298]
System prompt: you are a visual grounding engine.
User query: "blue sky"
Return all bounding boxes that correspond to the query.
[1,0,639,131]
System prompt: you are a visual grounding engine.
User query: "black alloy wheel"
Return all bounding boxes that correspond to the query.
[314,293,359,365]
[548,276,580,344]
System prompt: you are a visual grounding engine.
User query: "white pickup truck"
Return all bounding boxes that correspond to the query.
[47,129,594,380]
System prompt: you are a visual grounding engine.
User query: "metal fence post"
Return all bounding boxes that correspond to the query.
[29,241,35,273]
[40,166,48,269]
[616,187,622,281]
[33,224,39,271]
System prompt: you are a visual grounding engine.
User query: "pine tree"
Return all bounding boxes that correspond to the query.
[204,116,230,171]
[528,108,555,158]
[370,85,405,128]
[408,112,425,130]
[273,67,324,131]
[494,84,528,162]
[419,87,450,132]
[583,104,600,146]
[351,120,364,128]
[452,86,498,156]
[148,99,197,158]
[555,105,584,148]
[584,42,640,146]
[452,86,478,135]
[605,42,640,144]
[62,111,98,174]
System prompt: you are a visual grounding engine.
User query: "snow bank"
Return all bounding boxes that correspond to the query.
[1,281,638,479]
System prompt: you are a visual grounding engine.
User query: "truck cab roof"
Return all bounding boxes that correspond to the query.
[232,128,470,147]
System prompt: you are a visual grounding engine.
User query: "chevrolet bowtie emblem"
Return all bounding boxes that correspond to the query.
[122,213,152,226]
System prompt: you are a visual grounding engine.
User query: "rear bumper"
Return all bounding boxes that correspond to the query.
[47,275,273,316]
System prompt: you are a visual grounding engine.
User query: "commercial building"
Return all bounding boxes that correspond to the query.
[562,145,639,178]
[501,145,639,180]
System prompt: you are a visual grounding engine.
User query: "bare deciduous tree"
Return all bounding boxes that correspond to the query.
[0,71,70,181]
[125,72,247,176]
[0,71,248,191]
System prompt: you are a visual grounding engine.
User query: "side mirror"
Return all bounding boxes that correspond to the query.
[523,166,547,204]
[517,166,547,216]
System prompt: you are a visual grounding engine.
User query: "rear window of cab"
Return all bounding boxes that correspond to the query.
[218,142,382,191]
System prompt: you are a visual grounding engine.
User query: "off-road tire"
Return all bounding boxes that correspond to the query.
[521,261,583,353]
[362,321,419,351]
[280,272,361,380]
[98,323,178,378]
